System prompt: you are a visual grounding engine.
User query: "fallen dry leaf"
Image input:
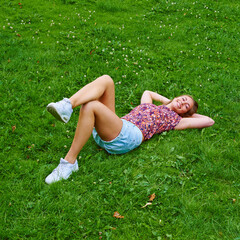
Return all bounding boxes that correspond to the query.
[12,125,16,132]
[141,193,156,208]
[149,193,156,202]
[113,211,124,219]
[90,49,95,55]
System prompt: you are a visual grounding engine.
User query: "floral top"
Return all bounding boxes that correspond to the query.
[121,103,182,141]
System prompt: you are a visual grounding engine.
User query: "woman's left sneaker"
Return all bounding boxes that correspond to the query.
[45,158,79,184]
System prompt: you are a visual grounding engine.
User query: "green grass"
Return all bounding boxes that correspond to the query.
[0,0,239,239]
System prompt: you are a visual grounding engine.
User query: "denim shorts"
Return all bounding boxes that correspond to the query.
[92,119,143,154]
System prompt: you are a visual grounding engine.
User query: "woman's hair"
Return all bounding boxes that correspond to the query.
[168,95,198,117]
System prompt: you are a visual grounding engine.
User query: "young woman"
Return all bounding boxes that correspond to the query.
[45,75,214,184]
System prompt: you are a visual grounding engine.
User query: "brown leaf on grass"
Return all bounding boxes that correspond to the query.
[141,193,156,208]
[149,193,156,202]
[12,125,16,132]
[113,211,124,219]
[90,49,95,55]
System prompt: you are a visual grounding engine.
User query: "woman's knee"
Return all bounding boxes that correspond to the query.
[81,100,101,112]
[100,75,114,87]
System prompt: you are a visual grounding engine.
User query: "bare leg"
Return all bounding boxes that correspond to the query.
[64,101,122,164]
[69,75,115,112]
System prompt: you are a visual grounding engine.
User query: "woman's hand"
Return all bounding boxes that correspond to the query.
[175,113,215,130]
[141,90,170,104]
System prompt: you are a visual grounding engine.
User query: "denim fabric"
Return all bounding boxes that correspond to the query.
[92,119,143,154]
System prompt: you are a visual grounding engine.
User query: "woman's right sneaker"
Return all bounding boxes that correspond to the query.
[47,98,73,123]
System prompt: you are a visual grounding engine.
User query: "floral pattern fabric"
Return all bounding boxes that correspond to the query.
[121,103,182,141]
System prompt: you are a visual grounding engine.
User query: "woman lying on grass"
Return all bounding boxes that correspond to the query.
[45,75,215,184]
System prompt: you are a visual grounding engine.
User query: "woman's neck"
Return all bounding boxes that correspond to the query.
[165,102,173,110]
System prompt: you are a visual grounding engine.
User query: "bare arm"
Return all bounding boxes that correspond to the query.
[141,90,170,104]
[175,113,215,130]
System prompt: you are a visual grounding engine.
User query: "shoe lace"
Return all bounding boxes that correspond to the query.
[52,162,65,174]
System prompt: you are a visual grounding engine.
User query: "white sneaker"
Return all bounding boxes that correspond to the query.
[47,98,73,123]
[45,158,79,184]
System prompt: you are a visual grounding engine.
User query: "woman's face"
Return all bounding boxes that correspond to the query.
[171,95,194,114]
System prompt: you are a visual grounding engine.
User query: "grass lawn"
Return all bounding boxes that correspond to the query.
[0,0,239,239]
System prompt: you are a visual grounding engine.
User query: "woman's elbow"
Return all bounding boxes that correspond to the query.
[208,118,215,127]
[143,90,150,94]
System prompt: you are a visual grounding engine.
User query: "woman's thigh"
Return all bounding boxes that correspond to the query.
[98,75,116,113]
[84,100,123,141]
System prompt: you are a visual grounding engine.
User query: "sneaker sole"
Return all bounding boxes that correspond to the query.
[47,103,67,123]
